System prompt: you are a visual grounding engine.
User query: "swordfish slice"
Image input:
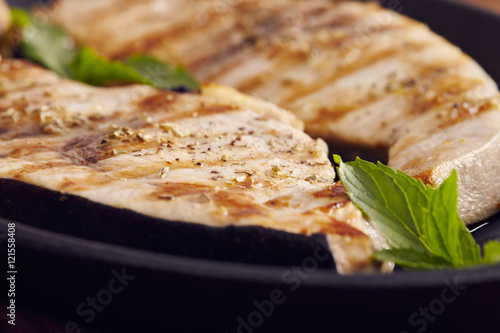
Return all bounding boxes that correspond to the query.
[0,59,389,273]
[46,0,500,224]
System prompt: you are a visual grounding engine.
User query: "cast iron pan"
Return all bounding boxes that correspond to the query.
[2,0,500,332]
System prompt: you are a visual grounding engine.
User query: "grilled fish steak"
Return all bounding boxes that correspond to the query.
[47,0,500,224]
[0,59,389,273]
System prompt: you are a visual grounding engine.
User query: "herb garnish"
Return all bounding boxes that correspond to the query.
[334,155,500,270]
[10,8,199,92]
[8,7,500,271]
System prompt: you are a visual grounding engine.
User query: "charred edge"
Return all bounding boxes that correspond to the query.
[319,219,370,238]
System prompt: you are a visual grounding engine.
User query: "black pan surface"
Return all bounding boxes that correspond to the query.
[2,0,500,332]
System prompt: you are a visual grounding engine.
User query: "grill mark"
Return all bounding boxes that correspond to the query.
[308,63,479,125]
[264,196,292,208]
[315,201,350,213]
[96,144,329,175]
[0,100,30,114]
[109,20,200,60]
[105,2,370,75]
[173,6,292,72]
[5,129,47,140]
[159,104,238,122]
[414,169,435,187]
[62,135,104,165]
[50,0,145,52]
[58,173,114,192]
[0,81,58,98]
[185,38,256,75]
[409,77,485,116]
[50,0,125,24]
[199,5,372,81]
[153,184,267,218]
[7,145,54,158]
[108,4,229,60]
[251,2,373,37]
[298,5,378,31]
[0,57,378,271]
[200,46,260,82]
[312,184,347,198]
[202,8,383,82]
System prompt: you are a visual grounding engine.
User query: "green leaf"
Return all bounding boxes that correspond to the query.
[126,55,200,92]
[334,154,495,270]
[483,241,500,265]
[12,8,79,77]
[10,8,199,92]
[421,172,459,265]
[69,49,200,91]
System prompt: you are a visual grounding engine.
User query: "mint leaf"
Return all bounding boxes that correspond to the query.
[10,8,199,92]
[334,155,498,270]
